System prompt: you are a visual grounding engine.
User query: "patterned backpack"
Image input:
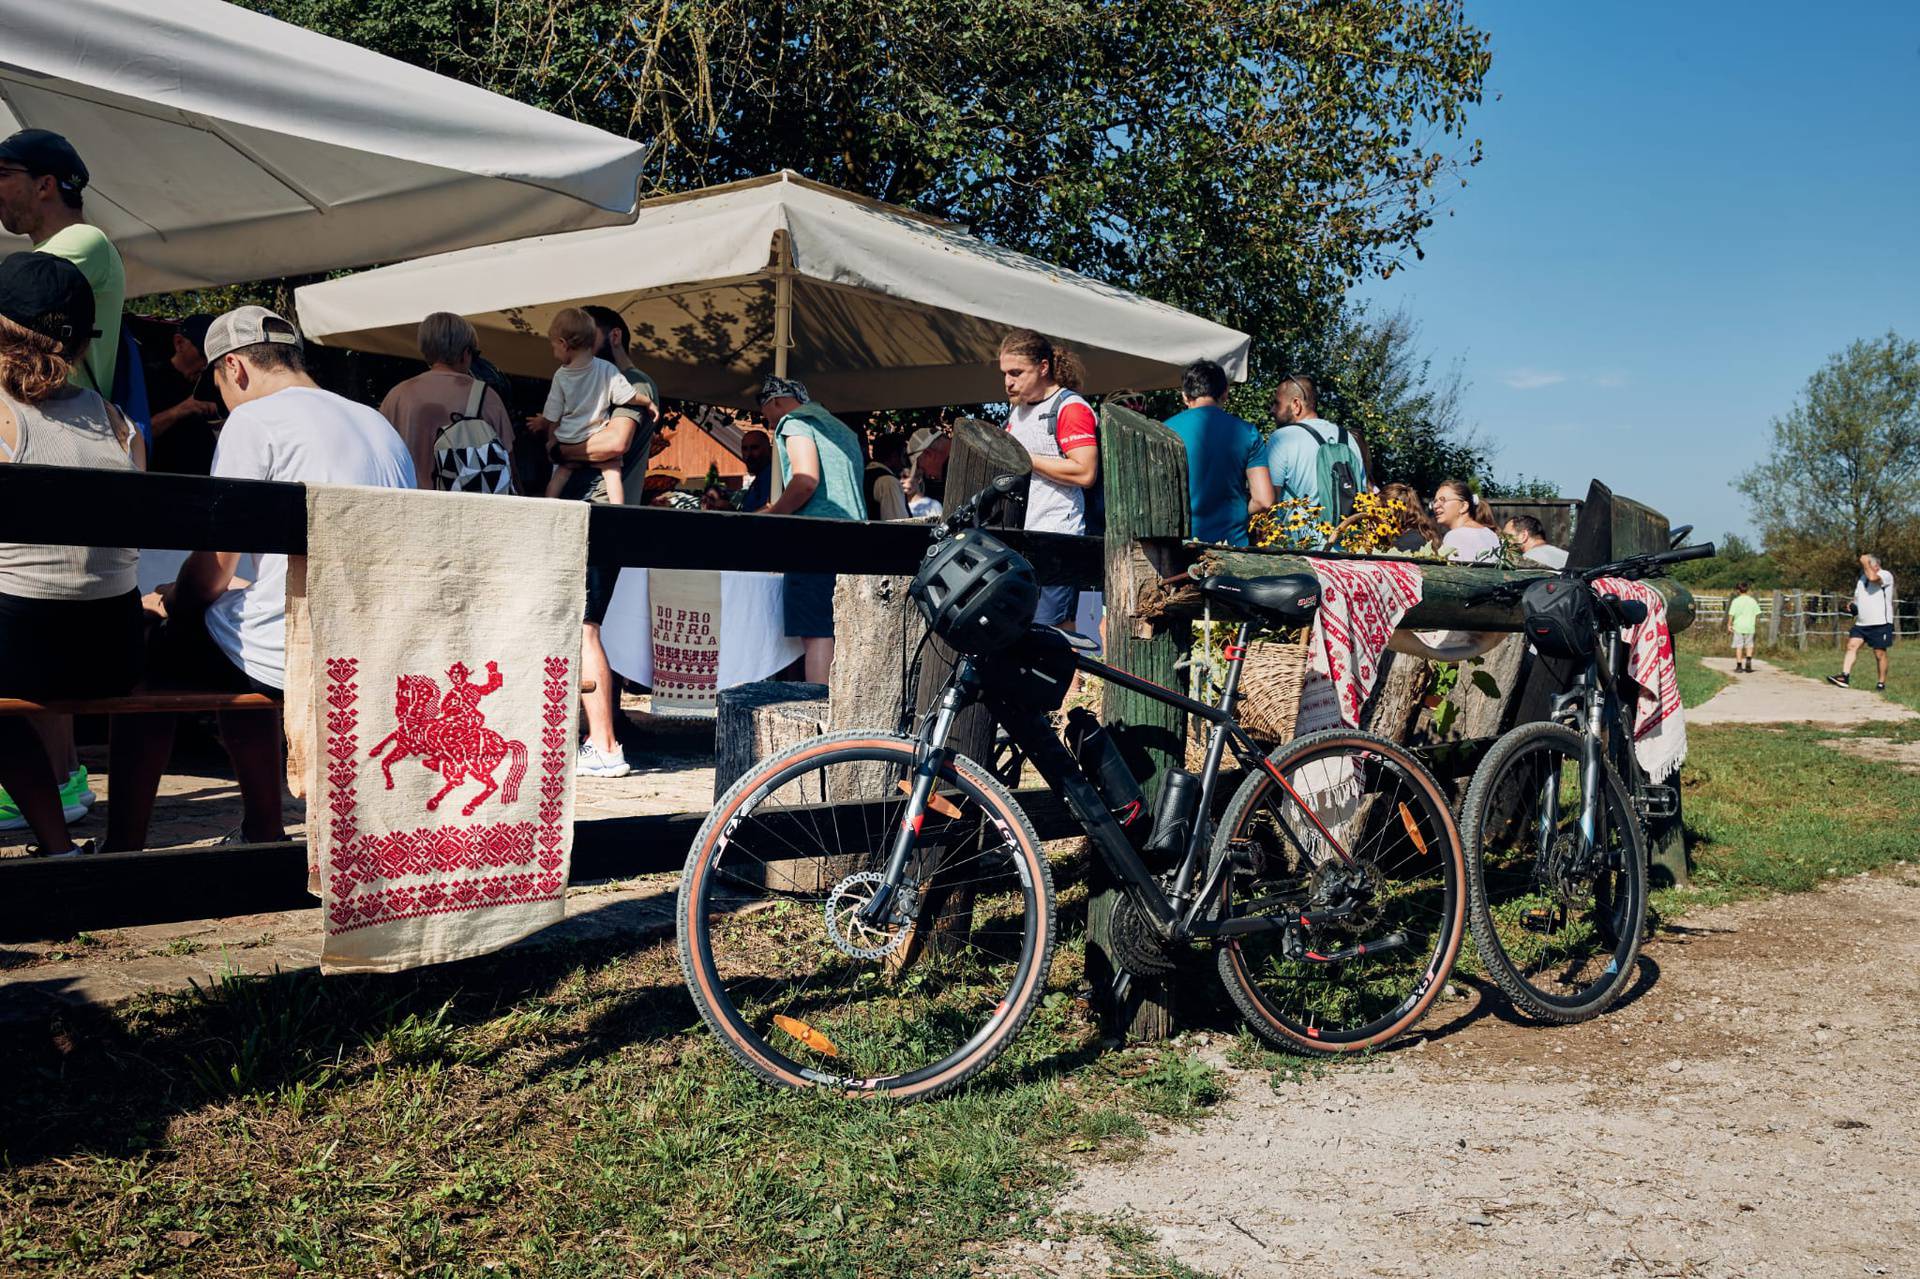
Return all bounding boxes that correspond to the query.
[433,379,515,494]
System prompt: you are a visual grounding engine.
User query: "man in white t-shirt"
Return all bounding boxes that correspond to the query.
[106,306,414,851]
[1828,553,1897,693]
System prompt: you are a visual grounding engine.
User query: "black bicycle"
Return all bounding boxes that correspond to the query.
[1459,540,1713,1023]
[677,479,1466,1099]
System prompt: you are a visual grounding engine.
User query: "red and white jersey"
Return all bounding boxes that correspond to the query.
[1005,388,1097,534]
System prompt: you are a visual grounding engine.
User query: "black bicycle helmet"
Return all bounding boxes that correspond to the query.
[910,528,1040,654]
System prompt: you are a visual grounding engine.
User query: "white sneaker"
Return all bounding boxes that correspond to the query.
[576,742,633,778]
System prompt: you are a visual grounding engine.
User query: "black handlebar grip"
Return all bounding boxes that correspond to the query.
[1654,542,1716,564]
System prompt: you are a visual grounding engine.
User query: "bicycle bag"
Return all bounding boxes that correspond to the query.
[1522,578,1597,660]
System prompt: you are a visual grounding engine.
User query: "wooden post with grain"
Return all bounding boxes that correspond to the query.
[1091,403,1191,1042]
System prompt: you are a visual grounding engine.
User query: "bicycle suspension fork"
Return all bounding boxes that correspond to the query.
[857,659,979,926]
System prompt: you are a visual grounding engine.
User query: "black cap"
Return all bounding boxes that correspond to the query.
[0,129,89,194]
[0,252,100,356]
[179,315,215,355]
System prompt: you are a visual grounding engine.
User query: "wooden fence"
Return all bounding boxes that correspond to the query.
[1690,589,1919,650]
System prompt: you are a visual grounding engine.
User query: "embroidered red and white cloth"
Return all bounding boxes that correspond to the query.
[1592,575,1687,783]
[297,485,588,973]
[1305,559,1425,727]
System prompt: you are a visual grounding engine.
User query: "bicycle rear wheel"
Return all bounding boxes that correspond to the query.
[1461,721,1647,1023]
[1212,729,1465,1053]
[678,730,1055,1100]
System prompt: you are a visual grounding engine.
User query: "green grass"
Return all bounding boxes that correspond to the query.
[1674,651,1728,709]
[1667,721,1920,916]
[0,910,1226,1278]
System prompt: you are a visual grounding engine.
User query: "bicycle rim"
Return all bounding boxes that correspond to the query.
[678,733,1055,1099]
[1215,730,1465,1052]
[1464,724,1646,1022]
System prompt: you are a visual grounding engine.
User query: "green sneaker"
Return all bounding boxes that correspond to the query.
[61,767,96,822]
[0,774,89,832]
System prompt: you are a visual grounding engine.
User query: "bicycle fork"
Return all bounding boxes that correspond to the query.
[856,661,976,927]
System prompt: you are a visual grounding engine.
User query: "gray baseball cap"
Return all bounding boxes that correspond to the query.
[204,305,301,363]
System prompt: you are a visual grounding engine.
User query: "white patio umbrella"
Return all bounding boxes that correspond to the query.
[0,0,649,296]
[295,171,1250,410]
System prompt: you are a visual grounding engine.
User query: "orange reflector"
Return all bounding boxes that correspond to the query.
[897,780,961,820]
[773,1015,840,1057]
[1398,803,1428,855]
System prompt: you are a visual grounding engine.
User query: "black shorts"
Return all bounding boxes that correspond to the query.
[783,572,836,639]
[147,613,280,696]
[0,589,143,700]
[584,564,620,627]
[1850,623,1895,651]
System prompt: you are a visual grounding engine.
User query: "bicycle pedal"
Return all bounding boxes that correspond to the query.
[1636,785,1677,820]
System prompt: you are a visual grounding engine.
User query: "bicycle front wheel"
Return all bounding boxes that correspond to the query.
[1212,729,1466,1053]
[1461,721,1647,1023]
[677,730,1056,1100]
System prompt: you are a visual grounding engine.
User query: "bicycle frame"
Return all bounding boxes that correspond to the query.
[861,621,1357,945]
[1544,627,1641,871]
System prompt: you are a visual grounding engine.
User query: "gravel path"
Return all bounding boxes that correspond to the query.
[1689,657,1914,725]
[997,870,1920,1278]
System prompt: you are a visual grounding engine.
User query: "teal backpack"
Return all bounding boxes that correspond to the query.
[1287,419,1363,523]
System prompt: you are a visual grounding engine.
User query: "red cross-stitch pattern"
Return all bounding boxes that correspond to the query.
[323,656,571,936]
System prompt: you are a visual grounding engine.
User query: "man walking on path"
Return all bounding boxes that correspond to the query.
[1727,582,1760,673]
[1829,554,1896,692]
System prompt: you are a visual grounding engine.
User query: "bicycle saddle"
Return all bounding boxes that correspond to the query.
[1196,573,1321,625]
[1596,594,1649,630]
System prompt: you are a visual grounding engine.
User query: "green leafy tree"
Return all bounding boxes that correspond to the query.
[1737,332,1920,589]
[1669,532,1785,591]
[242,0,1491,391]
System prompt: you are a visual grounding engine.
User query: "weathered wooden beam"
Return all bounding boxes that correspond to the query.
[0,787,1084,943]
[1093,403,1190,1044]
[1122,540,1696,636]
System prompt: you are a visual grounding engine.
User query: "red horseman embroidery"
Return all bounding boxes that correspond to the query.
[369,660,528,817]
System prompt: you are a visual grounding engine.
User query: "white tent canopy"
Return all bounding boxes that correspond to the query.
[296,171,1250,410]
[0,0,648,296]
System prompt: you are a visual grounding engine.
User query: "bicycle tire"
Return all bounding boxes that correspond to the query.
[677,730,1056,1100]
[1461,721,1647,1023]
[1211,728,1466,1054]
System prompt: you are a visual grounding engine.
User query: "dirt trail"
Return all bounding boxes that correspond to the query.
[999,870,1920,1278]
[1689,657,1913,725]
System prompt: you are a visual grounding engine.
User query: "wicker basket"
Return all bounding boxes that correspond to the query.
[1186,628,1311,767]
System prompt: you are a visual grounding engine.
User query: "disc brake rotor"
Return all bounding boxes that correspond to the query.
[824,871,917,960]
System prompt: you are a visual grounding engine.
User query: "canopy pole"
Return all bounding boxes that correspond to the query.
[770,229,794,379]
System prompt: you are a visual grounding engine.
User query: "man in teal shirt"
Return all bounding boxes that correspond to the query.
[1162,359,1273,546]
[0,130,123,398]
[758,375,865,683]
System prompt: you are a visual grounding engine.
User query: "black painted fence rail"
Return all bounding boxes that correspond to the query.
[0,464,1101,942]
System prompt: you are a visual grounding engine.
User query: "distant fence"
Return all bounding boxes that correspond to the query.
[1690,589,1920,649]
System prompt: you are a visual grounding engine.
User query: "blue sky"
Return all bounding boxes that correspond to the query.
[1356,1,1920,542]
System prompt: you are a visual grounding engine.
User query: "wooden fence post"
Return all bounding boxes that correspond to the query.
[1767,592,1782,648]
[1090,403,1190,1042]
[1794,590,1807,651]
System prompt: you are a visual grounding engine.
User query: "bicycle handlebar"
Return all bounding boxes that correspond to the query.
[1466,541,1717,606]
[934,474,1024,540]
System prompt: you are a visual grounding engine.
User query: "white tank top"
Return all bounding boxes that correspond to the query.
[0,385,140,599]
[1005,387,1091,535]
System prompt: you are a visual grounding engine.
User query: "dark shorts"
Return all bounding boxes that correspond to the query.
[1851,623,1895,651]
[147,613,280,696]
[1033,584,1077,629]
[0,589,143,700]
[584,564,620,627]
[783,572,836,639]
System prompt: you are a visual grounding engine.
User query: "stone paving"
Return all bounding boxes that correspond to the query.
[0,695,719,1021]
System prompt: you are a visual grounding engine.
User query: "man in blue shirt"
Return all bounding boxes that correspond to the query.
[1264,374,1368,541]
[1162,360,1273,546]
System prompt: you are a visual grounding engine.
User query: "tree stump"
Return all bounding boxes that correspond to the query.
[713,680,828,800]
[1092,403,1190,1043]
